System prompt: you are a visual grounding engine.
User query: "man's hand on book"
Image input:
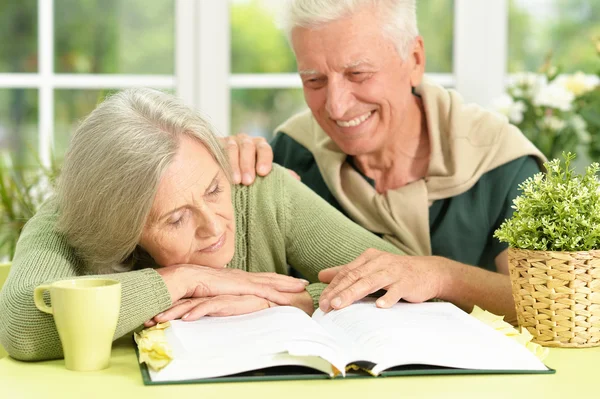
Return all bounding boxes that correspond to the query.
[317,249,444,312]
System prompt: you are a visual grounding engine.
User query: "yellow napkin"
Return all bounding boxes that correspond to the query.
[470,306,549,361]
[134,322,173,371]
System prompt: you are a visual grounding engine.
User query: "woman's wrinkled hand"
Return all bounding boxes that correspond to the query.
[145,295,276,325]
[144,289,315,327]
[156,264,309,306]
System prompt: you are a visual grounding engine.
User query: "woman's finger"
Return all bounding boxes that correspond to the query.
[154,298,207,323]
[248,272,308,293]
[183,295,269,321]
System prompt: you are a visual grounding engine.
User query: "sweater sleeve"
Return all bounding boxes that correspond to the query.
[0,199,172,361]
[279,167,405,308]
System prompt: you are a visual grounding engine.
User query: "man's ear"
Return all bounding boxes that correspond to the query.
[409,36,426,87]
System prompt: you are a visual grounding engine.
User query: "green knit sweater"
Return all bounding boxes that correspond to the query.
[0,165,402,361]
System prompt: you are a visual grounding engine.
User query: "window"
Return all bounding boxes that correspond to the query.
[11,1,586,163]
[0,0,175,166]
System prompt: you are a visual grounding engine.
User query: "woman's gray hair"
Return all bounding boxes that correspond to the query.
[281,0,418,60]
[56,88,230,274]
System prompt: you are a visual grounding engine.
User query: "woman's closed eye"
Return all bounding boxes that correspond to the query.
[168,211,187,228]
[207,183,223,198]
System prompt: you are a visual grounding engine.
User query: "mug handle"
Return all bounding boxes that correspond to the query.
[34,284,53,314]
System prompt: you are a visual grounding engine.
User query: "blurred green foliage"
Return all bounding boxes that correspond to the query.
[0,150,60,260]
[509,0,600,73]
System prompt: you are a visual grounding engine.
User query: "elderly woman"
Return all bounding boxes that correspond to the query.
[0,88,402,361]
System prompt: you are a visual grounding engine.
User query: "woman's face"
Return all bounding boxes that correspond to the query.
[139,135,235,268]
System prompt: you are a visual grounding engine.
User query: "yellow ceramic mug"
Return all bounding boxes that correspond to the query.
[34,278,121,371]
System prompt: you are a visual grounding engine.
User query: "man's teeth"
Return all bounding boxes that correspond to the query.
[336,111,372,127]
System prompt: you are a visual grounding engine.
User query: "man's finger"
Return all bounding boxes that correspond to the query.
[256,139,274,176]
[318,266,342,283]
[225,137,241,183]
[375,285,404,309]
[319,255,372,308]
[328,270,390,310]
[287,169,301,181]
[239,135,257,185]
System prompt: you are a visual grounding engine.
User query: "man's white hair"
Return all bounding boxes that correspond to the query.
[281,0,419,59]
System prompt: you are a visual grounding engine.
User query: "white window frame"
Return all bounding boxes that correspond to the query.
[0,0,509,165]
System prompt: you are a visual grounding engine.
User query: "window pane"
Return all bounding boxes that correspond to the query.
[0,89,38,165]
[509,0,600,72]
[231,0,297,73]
[0,1,37,73]
[231,89,306,139]
[419,0,454,73]
[54,0,174,74]
[54,90,116,158]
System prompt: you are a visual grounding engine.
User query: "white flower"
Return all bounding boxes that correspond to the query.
[570,115,591,143]
[509,72,548,98]
[533,82,575,111]
[491,94,526,124]
[555,72,599,96]
[541,115,566,132]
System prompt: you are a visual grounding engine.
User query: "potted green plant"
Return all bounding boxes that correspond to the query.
[0,151,58,264]
[495,152,600,347]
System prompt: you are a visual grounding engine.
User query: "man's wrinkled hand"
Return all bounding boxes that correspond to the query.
[318,249,443,312]
[219,134,300,185]
[220,134,273,185]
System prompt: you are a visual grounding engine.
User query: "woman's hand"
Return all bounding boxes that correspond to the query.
[156,264,309,306]
[145,290,314,326]
[145,295,275,325]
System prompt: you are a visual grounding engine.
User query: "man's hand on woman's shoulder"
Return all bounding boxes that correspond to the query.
[219,134,300,185]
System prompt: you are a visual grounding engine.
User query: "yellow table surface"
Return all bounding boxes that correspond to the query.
[0,336,598,399]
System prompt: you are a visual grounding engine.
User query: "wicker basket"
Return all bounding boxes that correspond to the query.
[508,247,600,347]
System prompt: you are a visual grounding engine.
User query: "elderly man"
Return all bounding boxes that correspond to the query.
[226,0,544,323]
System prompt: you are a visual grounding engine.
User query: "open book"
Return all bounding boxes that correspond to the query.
[139,299,552,384]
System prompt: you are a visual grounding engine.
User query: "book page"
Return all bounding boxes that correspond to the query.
[149,306,348,381]
[313,299,548,375]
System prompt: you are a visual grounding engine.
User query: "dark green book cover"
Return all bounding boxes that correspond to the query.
[135,345,554,386]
